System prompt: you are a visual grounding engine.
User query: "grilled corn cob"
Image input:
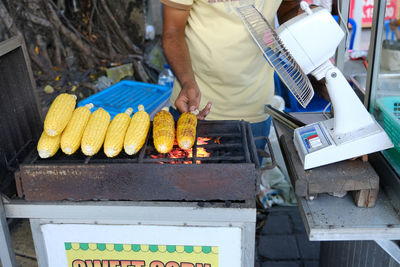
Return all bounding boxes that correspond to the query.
[104,108,133,157]
[81,108,111,156]
[44,93,77,136]
[177,110,198,150]
[153,107,175,153]
[61,103,94,155]
[37,131,61,158]
[124,105,150,155]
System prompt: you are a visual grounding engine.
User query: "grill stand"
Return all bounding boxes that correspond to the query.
[1,198,256,266]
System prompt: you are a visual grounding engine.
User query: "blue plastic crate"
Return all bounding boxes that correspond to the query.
[274,73,330,113]
[78,80,172,119]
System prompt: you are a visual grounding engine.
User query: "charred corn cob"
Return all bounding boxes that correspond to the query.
[153,107,175,153]
[124,105,150,155]
[37,131,61,158]
[177,110,198,150]
[61,103,94,155]
[81,108,111,156]
[44,93,77,136]
[104,108,133,157]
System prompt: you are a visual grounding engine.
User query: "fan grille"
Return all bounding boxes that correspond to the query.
[237,5,314,108]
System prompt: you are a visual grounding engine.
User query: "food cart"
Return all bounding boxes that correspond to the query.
[1,0,400,265]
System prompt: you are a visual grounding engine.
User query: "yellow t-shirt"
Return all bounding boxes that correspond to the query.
[161,0,282,123]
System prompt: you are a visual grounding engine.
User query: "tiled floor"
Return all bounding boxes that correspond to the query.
[255,207,320,267]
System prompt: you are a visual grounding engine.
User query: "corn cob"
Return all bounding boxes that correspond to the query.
[124,105,150,155]
[81,108,111,156]
[104,108,133,157]
[153,107,175,153]
[177,110,198,150]
[61,103,94,155]
[37,131,61,158]
[44,93,77,136]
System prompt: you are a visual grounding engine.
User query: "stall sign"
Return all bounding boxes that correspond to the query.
[41,224,241,267]
[350,0,399,27]
[65,242,218,267]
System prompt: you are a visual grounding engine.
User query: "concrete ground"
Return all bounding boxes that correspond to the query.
[0,220,37,267]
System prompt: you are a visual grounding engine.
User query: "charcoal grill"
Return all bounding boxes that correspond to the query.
[0,37,261,203]
[0,36,261,267]
[16,120,261,202]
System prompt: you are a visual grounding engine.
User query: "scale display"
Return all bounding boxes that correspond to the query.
[297,123,331,154]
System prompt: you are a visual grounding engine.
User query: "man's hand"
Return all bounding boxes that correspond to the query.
[175,81,212,120]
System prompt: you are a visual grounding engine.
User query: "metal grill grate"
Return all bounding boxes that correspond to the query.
[237,5,314,108]
[25,120,259,167]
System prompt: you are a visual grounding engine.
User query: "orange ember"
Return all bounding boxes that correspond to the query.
[197,137,211,145]
[151,137,211,164]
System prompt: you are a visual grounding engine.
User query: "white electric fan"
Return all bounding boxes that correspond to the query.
[237,3,393,169]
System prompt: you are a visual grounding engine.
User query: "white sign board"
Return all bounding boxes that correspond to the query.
[41,224,242,267]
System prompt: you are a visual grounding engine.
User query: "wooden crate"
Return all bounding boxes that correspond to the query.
[275,121,379,208]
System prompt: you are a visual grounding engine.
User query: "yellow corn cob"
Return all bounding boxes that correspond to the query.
[44,93,77,136]
[104,108,133,157]
[124,105,150,155]
[177,111,198,150]
[81,108,111,156]
[61,103,94,155]
[37,131,61,158]
[153,107,175,153]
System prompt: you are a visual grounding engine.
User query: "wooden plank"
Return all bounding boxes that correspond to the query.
[353,189,379,208]
[276,120,380,201]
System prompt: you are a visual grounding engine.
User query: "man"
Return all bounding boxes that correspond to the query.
[390,19,400,40]
[162,0,305,149]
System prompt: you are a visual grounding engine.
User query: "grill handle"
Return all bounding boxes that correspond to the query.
[254,136,277,170]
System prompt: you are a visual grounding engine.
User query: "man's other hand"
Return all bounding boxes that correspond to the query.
[175,81,212,119]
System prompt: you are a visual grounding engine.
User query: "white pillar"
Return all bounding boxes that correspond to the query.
[352,0,364,51]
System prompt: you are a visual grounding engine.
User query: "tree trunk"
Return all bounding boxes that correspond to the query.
[0,0,147,81]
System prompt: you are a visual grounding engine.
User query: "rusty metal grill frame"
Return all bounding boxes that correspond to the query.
[16,120,261,202]
[0,36,42,196]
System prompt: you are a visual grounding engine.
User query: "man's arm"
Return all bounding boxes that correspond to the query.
[162,6,211,119]
[277,0,302,24]
[278,0,321,25]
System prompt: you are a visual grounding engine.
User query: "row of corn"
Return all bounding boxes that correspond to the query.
[37,93,198,158]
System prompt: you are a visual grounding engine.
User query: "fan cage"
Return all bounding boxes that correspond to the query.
[237,5,314,108]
